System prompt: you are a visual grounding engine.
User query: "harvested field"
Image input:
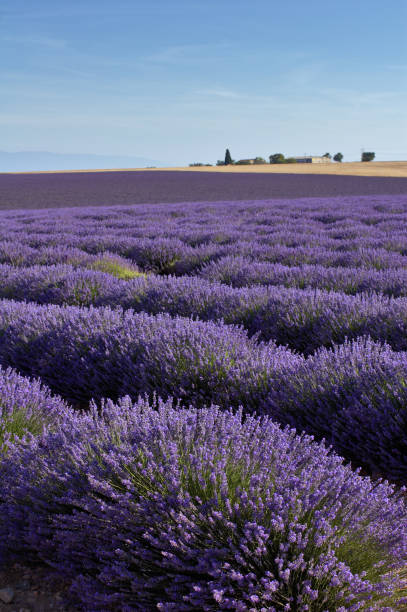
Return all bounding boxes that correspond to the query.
[4,161,407,177]
[153,161,407,178]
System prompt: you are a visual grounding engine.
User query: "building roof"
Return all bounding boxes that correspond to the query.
[293,156,327,160]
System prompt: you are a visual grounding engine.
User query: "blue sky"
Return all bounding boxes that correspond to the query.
[1,0,406,168]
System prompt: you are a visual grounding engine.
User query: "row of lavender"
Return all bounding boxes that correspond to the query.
[4,264,407,354]
[1,365,407,610]
[5,232,407,273]
[0,298,405,483]
[6,246,407,296]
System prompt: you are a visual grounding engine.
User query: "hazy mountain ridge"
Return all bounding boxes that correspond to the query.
[0,151,164,172]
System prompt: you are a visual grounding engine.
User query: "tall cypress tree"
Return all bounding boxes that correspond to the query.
[224,149,233,165]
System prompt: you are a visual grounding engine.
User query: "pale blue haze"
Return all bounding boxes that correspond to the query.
[0,0,406,169]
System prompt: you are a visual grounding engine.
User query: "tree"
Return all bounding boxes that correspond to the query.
[285,157,297,164]
[322,152,332,159]
[333,153,343,162]
[224,149,233,165]
[269,153,285,164]
[361,152,375,162]
[253,157,266,164]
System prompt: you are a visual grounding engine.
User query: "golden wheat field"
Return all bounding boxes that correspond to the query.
[6,161,407,177]
[163,161,407,177]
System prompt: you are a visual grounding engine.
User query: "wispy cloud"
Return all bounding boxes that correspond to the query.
[144,42,232,64]
[1,34,66,48]
[320,87,404,107]
[186,89,290,111]
[196,88,242,99]
[1,6,137,21]
[0,83,71,100]
[281,62,327,89]
[0,111,154,129]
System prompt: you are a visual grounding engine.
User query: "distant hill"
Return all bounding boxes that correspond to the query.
[0,151,164,172]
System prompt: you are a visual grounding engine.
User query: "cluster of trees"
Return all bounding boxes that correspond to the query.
[190,150,376,167]
[269,153,297,164]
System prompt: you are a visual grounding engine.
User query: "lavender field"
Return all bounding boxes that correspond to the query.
[1,170,407,210]
[1,193,407,610]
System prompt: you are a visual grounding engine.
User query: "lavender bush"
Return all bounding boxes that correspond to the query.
[0,365,69,451]
[0,243,140,278]
[0,299,300,407]
[264,338,407,482]
[1,399,406,610]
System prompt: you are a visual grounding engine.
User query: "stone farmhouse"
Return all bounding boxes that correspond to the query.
[293,156,332,163]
